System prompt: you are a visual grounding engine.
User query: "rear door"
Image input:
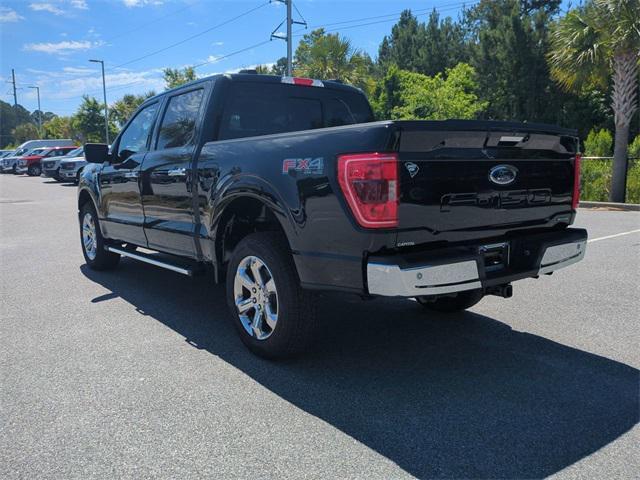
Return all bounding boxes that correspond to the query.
[395,121,579,232]
[99,100,160,245]
[140,85,208,257]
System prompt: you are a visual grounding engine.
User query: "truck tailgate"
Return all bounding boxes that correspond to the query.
[395,120,579,232]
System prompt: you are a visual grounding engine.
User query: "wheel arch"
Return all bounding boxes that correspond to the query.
[213,194,295,281]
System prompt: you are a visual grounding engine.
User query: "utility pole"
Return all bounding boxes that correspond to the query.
[89,59,109,144]
[28,86,42,136]
[271,0,306,76]
[286,0,292,76]
[11,69,17,106]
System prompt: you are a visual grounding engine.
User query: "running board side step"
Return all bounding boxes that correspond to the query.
[106,246,194,276]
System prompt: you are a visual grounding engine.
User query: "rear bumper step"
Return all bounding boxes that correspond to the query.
[367,228,587,297]
[106,246,195,276]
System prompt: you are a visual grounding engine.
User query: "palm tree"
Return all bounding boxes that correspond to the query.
[294,29,373,91]
[548,0,639,202]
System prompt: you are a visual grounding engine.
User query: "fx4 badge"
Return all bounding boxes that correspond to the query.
[282,157,324,175]
[405,162,419,178]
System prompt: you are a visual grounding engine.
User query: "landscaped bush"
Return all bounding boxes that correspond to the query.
[581,158,640,203]
[579,131,639,203]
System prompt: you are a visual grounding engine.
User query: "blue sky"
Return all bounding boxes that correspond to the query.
[0,0,473,116]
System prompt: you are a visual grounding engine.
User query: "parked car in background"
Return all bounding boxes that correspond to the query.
[58,148,87,184]
[1,139,73,173]
[0,150,14,158]
[42,146,83,180]
[16,146,76,176]
[2,148,44,173]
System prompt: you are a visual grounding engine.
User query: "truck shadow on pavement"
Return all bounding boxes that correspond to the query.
[82,260,639,479]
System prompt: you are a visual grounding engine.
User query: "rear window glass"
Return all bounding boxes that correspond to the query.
[218,82,373,140]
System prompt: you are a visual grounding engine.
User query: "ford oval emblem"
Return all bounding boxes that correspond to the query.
[488,164,518,186]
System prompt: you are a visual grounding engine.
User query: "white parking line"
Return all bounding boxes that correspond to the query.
[588,229,640,243]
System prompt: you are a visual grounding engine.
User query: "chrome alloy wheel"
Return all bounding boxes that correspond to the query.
[82,212,97,260]
[233,255,278,340]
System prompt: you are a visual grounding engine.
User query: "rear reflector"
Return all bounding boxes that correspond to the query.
[281,76,324,87]
[572,153,581,210]
[337,152,399,228]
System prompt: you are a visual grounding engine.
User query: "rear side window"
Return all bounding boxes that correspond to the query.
[218,82,373,140]
[157,89,204,150]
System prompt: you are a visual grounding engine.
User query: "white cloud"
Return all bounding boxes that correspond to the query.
[30,3,65,15]
[212,41,224,47]
[206,55,222,63]
[55,68,165,99]
[24,40,93,54]
[63,66,98,75]
[71,0,88,9]
[0,7,24,22]
[123,0,163,7]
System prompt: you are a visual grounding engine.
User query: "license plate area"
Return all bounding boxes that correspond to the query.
[479,242,509,272]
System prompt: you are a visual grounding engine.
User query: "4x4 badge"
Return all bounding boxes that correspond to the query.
[405,162,419,178]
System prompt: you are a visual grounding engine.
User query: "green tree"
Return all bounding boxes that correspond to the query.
[464,0,561,122]
[548,0,639,202]
[378,10,467,77]
[43,116,75,140]
[372,63,487,120]
[270,57,288,76]
[163,67,197,90]
[110,92,156,127]
[12,123,40,143]
[583,128,613,156]
[294,28,373,90]
[72,96,110,143]
[0,100,35,147]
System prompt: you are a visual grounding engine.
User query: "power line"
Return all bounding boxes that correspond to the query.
[110,1,270,70]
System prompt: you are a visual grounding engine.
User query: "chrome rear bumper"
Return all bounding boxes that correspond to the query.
[367,232,587,297]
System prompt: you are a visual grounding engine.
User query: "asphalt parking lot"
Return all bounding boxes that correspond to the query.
[1,174,638,479]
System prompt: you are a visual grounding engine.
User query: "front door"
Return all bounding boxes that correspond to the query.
[141,87,206,257]
[99,101,160,246]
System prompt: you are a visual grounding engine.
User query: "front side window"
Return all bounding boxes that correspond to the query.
[157,89,204,150]
[117,102,159,161]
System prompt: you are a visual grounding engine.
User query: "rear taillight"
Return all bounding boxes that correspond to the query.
[337,152,399,229]
[572,154,581,209]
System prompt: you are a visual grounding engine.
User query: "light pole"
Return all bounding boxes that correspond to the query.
[28,86,42,137]
[89,59,109,144]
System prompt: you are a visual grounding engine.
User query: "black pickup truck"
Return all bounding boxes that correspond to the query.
[79,73,587,358]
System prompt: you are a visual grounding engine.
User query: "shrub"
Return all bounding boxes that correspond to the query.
[583,128,612,157]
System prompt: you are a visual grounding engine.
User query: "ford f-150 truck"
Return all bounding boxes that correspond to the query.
[79,73,586,358]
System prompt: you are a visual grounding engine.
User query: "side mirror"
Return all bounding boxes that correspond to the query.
[84,143,110,164]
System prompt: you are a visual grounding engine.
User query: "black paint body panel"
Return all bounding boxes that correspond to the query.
[78,74,580,295]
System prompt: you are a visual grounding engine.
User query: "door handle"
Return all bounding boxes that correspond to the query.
[168,168,187,177]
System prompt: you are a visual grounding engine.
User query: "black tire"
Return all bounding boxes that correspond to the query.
[27,164,41,176]
[79,202,120,270]
[226,232,318,359]
[74,170,81,185]
[416,289,484,313]
[11,164,17,174]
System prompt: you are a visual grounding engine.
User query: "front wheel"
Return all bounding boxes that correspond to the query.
[416,289,484,313]
[226,232,318,359]
[27,164,41,176]
[80,202,120,270]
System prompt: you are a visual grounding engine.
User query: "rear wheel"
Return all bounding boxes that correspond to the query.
[226,232,317,359]
[416,289,484,313]
[80,202,120,270]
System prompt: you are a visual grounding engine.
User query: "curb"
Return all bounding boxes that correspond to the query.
[579,201,640,211]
